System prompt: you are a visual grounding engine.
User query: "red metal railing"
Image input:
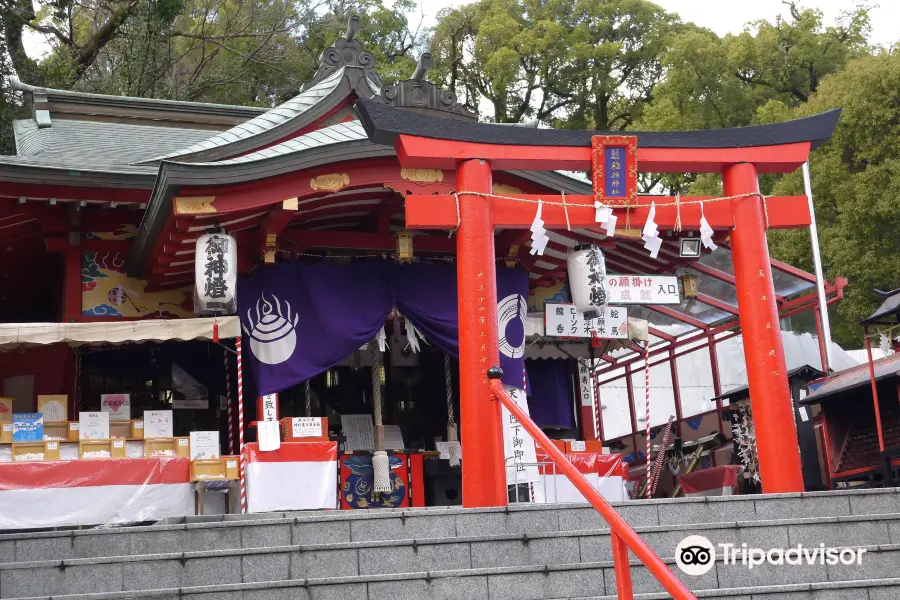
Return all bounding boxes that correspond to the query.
[488,371,696,600]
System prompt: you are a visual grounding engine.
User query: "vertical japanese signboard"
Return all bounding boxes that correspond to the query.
[591,135,638,206]
[501,385,539,487]
[194,232,237,315]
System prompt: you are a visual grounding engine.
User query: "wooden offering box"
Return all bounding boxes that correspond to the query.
[144,437,190,457]
[109,420,144,439]
[280,417,329,441]
[191,456,240,481]
[42,421,70,441]
[79,439,127,459]
[12,441,61,462]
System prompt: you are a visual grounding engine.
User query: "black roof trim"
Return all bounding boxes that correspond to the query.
[357,98,841,150]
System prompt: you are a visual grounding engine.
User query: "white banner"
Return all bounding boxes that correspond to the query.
[605,275,680,304]
[546,303,629,339]
[501,385,540,486]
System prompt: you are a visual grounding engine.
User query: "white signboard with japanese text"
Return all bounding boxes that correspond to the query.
[144,410,174,438]
[100,394,131,421]
[260,394,278,422]
[341,414,375,451]
[79,412,109,440]
[190,431,220,459]
[291,417,322,438]
[605,275,680,304]
[501,385,540,486]
[546,304,629,339]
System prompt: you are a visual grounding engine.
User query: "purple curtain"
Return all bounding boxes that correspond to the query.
[238,261,392,396]
[525,359,576,429]
[237,260,528,396]
[391,263,528,389]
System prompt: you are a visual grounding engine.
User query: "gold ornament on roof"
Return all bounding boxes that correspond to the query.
[174,196,216,214]
[400,168,444,183]
[310,173,350,192]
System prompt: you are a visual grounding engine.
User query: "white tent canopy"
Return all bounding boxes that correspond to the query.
[0,317,240,351]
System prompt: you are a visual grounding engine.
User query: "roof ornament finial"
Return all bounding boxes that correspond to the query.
[411,53,432,81]
[345,15,360,41]
[379,52,474,120]
[300,14,381,93]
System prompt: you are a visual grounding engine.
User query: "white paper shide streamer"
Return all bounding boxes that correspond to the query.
[529,201,549,255]
[594,201,617,237]
[699,203,718,251]
[641,202,662,258]
[567,244,607,318]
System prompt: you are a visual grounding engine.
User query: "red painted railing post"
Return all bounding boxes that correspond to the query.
[487,368,696,600]
[611,531,634,600]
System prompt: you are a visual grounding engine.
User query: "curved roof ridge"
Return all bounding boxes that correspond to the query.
[142,68,351,164]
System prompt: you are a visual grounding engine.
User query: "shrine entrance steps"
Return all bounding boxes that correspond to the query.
[1,487,899,599]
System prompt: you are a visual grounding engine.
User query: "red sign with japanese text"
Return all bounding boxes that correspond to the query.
[591,135,638,206]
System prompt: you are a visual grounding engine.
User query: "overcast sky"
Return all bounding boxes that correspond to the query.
[412,0,898,49]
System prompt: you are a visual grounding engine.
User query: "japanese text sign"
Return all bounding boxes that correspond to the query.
[605,275,680,305]
[546,303,629,339]
[591,135,637,205]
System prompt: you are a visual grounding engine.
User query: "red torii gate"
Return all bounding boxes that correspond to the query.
[359,99,841,506]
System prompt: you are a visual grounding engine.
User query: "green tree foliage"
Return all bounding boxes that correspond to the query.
[0,0,424,105]
[430,0,676,125]
[768,52,900,346]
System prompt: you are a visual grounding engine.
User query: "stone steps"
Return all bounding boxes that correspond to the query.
[1,518,898,598]
[2,488,898,564]
[0,488,898,599]
[1,548,898,600]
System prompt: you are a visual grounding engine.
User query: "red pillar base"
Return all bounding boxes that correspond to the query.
[726,162,804,493]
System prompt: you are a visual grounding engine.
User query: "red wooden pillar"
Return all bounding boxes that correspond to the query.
[456,158,507,507]
[725,162,804,493]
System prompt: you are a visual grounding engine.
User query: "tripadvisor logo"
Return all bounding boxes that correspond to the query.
[675,535,867,576]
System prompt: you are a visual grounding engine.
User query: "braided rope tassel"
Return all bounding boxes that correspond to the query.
[305,381,312,417]
[444,354,460,466]
[236,337,246,514]
[648,416,675,498]
[371,342,391,493]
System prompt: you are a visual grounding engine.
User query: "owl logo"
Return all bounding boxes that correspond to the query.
[242,293,299,365]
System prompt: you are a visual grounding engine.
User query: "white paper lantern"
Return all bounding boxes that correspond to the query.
[567,244,607,318]
[194,232,237,315]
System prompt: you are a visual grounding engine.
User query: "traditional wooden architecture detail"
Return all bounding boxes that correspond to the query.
[378,54,476,121]
[309,173,350,192]
[301,16,381,93]
[400,168,443,183]
[174,196,216,215]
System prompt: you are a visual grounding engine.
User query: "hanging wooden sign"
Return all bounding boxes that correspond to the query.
[591,135,638,206]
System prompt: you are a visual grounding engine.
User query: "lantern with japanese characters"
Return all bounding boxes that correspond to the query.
[567,244,607,319]
[194,232,237,315]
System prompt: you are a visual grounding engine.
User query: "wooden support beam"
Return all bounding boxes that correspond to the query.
[406,194,811,231]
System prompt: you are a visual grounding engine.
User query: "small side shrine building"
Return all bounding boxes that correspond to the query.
[0,18,845,513]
